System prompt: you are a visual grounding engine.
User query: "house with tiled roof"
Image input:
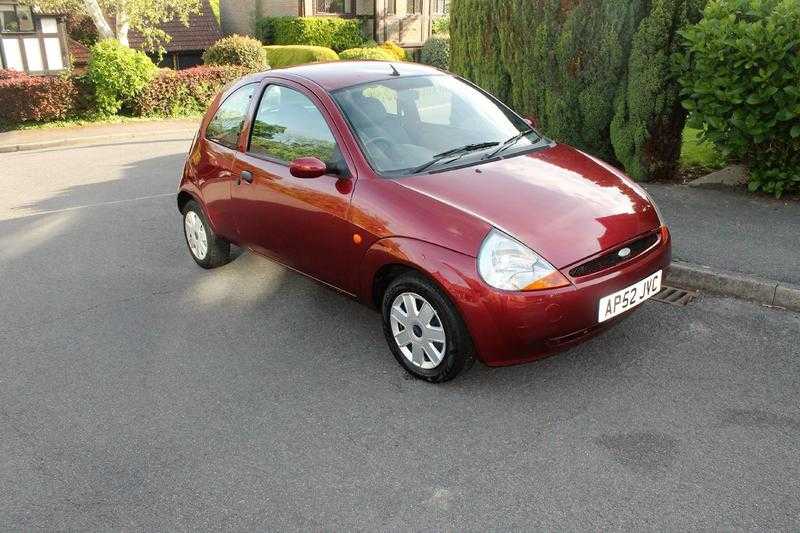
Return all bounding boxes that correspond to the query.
[223,0,449,52]
[129,0,222,69]
[0,0,69,74]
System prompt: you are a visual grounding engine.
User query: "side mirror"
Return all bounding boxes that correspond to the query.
[289,157,327,179]
[523,115,540,129]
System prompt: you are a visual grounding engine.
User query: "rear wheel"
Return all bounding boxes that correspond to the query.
[182,200,230,269]
[381,272,475,382]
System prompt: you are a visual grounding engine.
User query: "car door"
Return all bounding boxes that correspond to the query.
[195,82,258,240]
[231,80,360,293]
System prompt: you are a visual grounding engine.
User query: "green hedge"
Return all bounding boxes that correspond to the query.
[134,66,248,117]
[203,35,268,70]
[677,0,800,196]
[378,41,407,61]
[432,16,449,35]
[256,16,364,52]
[339,47,396,61]
[420,34,450,70]
[0,71,87,123]
[264,45,339,68]
[450,0,706,181]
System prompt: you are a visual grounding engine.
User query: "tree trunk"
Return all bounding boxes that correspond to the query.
[82,0,114,41]
[115,9,130,47]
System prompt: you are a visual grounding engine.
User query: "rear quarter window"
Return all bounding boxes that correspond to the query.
[205,83,257,149]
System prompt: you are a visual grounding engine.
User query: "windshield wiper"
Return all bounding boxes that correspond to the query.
[484,128,536,160]
[413,142,500,173]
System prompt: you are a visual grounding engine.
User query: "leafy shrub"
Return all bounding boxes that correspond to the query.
[432,16,449,35]
[680,127,725,169]
[450,0,706,181]
[203,35,268,70]
[88,39,156,115]
[0,72,92,123]
[134,66,248,117]
[421,34,450,70]
[254,17,277,44]
[677,0,800,196]
[257,16,364,52]
[339,47,396,61]
[264,45,339,68]
[0,69,25,80]
[379,41,407,61]
[610,1,706,181]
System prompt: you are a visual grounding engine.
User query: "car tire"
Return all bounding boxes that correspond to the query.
[182,200,230,269]
[382,272,476,382]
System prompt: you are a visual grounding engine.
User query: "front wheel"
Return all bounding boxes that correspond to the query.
[381,272,476,382]
[182,200,230,269]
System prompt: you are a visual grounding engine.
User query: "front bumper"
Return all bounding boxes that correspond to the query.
[459,228,672,366]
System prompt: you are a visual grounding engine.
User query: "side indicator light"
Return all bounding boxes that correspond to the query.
[352,234,363,245]
[523,271,571,291]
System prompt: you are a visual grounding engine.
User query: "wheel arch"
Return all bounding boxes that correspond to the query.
[371,263,419,309]
[361,236,498,366]
[177,190,196,214]
[359,237,481,313]
[176,187,225,237]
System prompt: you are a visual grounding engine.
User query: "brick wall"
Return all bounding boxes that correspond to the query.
[221,0,255,35]
[222,0,300,36]
[264,0,302,16]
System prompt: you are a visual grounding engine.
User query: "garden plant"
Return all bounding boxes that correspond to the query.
[677,0,800,196]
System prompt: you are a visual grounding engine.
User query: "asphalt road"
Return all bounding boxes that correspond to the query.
[1,137,799,530]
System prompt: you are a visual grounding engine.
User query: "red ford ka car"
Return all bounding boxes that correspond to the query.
[178,61,671,382]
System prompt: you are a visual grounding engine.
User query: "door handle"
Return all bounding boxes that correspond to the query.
[240,170,253,184]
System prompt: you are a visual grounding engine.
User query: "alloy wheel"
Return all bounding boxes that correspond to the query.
[184,210,208,260]
[389,292,447,369]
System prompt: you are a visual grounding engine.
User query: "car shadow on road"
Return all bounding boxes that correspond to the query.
[7,151,186,217]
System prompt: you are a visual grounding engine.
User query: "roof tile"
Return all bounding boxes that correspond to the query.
[128,0,222,53]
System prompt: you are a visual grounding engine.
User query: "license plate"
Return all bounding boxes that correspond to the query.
[598,270,662,323]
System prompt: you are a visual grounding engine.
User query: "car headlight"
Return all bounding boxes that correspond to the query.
[477,229,570,291]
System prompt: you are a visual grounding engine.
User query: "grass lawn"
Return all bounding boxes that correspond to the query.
[680,127,724,170]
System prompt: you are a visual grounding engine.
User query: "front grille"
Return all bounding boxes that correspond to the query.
[569,232,659,278]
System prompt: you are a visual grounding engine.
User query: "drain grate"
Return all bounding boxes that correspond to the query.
[652,285,698,306]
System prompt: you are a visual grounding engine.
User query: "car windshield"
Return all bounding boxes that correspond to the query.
[332,75,542,176]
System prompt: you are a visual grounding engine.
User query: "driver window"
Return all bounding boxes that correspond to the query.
[249,85,339,166]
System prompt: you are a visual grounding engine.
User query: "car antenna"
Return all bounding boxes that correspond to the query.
[389,63,400,77]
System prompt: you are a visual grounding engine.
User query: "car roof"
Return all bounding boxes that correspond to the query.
[257,61,447,91]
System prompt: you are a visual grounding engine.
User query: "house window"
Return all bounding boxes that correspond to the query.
[315,0,353,15]
[387,0,422,16]
[0,4,34,33]
[433,0,449,14]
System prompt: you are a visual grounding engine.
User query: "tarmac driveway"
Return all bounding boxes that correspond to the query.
[1,136,799,529]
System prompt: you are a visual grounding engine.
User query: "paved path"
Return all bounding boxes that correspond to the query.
[0,118,197,152]
[645,183,800,286]
[1,137,799,529]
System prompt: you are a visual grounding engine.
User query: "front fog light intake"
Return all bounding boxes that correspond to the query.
[477,229,570,291]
